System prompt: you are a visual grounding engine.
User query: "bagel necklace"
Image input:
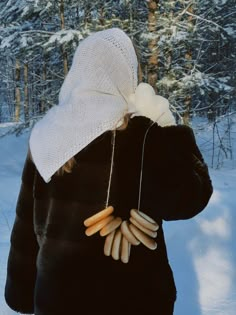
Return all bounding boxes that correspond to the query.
[83,122,159,263]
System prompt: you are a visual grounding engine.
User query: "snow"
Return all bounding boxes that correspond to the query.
[39,1,53,16]
[224,26,236,38]
[171,29,188,42]
[214,0,228,6]
[2,0,27,19]
[158,76,178,88]
[0,124,236,315]
[21,36,28,48]
[44,30,84,51]
[163,165,236,315]
[140,32,159,41]
[35,0,40,7]
[0,34,17,49]
[21,5,31,17]
[44,1,52,11]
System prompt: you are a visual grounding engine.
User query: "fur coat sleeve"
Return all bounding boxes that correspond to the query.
[4,151,38,314]
[143,124,213,221]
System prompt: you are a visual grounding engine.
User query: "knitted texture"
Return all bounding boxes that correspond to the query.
[130,83,176,126]
[29,28,175,183]
[29,28,138,182]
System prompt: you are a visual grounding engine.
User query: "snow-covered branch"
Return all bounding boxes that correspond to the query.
[185,11,225,30]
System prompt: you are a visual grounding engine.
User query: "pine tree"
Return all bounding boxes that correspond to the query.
[0,0,235,127]
[196,0,236,118]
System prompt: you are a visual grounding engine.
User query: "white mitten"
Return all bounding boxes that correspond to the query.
[129,83,176,127]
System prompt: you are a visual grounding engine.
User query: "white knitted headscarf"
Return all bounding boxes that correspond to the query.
[30,28,175,183]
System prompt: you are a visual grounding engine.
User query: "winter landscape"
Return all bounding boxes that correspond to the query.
[1,118,236,315]
[1,0,236,314]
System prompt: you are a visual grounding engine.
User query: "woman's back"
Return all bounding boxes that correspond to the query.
[5,28,212,315]
[5,116,212,315]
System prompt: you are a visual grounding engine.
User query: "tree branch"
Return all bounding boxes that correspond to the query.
[185,12,224,30]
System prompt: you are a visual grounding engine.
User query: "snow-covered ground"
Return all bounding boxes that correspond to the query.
[0,124,236,315]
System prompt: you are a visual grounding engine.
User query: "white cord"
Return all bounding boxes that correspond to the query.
[137,122,156,211]
[105,122,155,210]
[106,129,116,207]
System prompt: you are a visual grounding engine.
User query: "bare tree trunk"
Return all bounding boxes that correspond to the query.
[183,95,191,125]
[5,56,14,120]
[183,4,194,125]
[61,47,68,76]
[60,0,68,75]
[41,62,47,113]
[147,0,159,91]
[60,0,65,29]
[15,59,21,122]
[99,6,105,26]
[30,61,36,116]
[24,63,29,124]
[165,9,174,94]
[84,3,92,26]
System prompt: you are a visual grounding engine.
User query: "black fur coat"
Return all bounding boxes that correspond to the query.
[5,116,213,315]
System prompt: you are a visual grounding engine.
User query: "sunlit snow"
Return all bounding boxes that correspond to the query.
[0,124,235,315]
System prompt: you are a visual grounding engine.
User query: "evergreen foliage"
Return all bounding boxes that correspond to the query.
[0,0,235,126]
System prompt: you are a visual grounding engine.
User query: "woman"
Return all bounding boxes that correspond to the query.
[5,28,213,315]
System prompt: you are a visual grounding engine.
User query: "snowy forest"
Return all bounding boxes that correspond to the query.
[0,0,236,167]
[1,2,236,315]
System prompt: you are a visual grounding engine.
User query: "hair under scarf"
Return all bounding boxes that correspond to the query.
[29,28,175,183]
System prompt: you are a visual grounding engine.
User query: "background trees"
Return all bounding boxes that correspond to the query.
[0,0,235,166]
